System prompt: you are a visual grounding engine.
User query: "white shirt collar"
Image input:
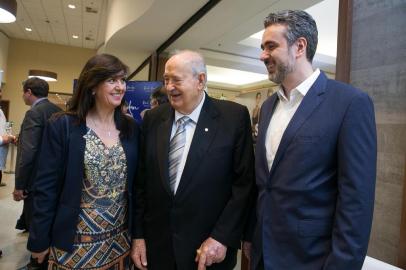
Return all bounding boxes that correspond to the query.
[32,97,47,108]
[174,93,206,124]
[277,68,321,101]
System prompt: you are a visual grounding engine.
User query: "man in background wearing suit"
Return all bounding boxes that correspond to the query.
[131,50,255,270]
[249,10,377,270]
[13,77,61,233]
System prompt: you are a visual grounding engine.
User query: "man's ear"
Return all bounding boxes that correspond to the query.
[295,37,307,59]
[198,73,206,90]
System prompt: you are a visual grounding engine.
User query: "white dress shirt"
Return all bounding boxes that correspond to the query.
[170,93,206,193]
[265,69,320,171]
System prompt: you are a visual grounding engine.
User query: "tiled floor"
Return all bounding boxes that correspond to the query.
[0,172,242,270]
[0,173,31,270]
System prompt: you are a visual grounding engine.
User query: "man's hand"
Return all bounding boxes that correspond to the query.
[1,134,16,144]
[131,239,148,270]
[195,237,227,270]
[32,248,49,264]
[13,189,27,201]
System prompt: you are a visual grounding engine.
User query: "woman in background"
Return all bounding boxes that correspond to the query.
[27,54,139,269]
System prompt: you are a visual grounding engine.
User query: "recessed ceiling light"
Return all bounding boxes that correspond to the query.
[25,27,32,32]
[72,35,79,39]
[68,4,76,9]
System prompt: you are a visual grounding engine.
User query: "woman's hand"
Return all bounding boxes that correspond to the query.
[32,248,50,264]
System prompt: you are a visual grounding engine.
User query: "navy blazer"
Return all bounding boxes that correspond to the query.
[251,72,377,270]
[28,114,139,253]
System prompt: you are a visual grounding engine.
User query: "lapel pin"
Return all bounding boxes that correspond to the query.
[204,128,209,132]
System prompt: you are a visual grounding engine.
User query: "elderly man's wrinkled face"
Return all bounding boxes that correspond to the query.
[164,55,204,115]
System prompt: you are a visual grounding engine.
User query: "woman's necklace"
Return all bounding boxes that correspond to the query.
[89,117,114,137]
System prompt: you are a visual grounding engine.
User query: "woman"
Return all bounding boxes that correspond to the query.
[27,54,139,269]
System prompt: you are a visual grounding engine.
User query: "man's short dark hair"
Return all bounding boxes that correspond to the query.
[264,10,318,62]
[23,77,49,98]
[152,86,168,105]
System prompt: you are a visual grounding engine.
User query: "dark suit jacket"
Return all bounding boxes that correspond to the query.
[251,72,377,270]
[134,95,255,270]
[27,114,139,253]
[15,98,61,191]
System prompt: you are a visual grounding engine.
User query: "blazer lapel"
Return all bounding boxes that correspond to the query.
[70,121,86,157]
[121,136,134,194]
[157,108,174,196]
[175,96,219,196]
[269,72,328,178]
[256,94,278,173]
[68,121,86,197]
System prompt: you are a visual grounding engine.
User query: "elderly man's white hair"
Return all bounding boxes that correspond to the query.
[169,50,207,85]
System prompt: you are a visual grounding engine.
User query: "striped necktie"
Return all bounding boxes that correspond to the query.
[168,116,191,193]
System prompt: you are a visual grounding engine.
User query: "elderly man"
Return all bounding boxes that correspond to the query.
[131,50,255,270]
[249,10,377,270]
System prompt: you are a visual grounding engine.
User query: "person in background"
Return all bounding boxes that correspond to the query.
[0,131,16,259]
[13,78,62,232]
[248,10,377,270]
[131,50,255,270]
[251,92,261,142]
[150,85,168,109]
[140,86,169,119]
[0,88,15,187]
[0,88,16,259]
[27,54,139,270]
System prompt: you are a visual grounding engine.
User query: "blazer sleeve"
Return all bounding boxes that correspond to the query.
[15,109,44,190]
[132,111,150,239]
[210,106,256,248]
[27,117,67,252]
[323,92,377,269]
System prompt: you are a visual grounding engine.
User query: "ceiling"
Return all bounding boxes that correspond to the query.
[0,0,108,49]
[0,0,339,87]
[165,0,338,87]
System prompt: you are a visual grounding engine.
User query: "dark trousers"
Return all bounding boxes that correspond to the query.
[16,194,33,231]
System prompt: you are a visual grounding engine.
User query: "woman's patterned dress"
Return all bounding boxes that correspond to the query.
[48,129,131,270]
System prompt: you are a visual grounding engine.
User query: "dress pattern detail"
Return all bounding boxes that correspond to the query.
[49,129,131,270]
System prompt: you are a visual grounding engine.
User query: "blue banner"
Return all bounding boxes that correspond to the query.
[124,81,162,124]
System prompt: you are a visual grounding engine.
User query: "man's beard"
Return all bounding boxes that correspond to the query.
[267,50,295,84]
[268,60,294,84]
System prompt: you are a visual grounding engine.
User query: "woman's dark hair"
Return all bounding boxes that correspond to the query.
[66,53,134,138]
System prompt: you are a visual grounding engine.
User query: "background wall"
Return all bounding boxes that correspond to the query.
[349,0,406,265]
[0,32,9,82]
[2,38,96,133]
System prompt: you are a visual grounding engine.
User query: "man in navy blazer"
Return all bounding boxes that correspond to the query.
[249,10,377,270]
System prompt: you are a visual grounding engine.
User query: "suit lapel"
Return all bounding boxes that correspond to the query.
[269,73,328,177]
[176,96,219,196]
[69,120,87,191]
[157,107,174,196]
[256,94,278,173]
[121,135,134,195]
